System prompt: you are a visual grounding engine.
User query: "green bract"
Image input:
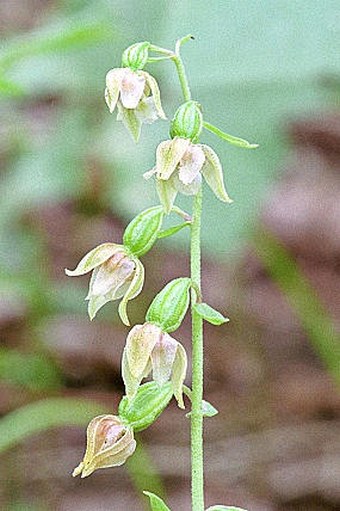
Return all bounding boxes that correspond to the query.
[193,302,229,325]
[144,491,172,511]
[123,206,164,257]
[118,381,173,432]
[121,41,150,70]
[146,277,191,332]
[170,100,203,143]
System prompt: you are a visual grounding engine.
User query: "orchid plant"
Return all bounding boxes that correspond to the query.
[66,35,258,511]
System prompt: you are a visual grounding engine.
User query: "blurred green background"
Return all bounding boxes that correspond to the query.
[1,1,339,510]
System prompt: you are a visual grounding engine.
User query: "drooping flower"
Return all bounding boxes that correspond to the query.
[144,136,233,213]
[65,243,144,324]
[105,67,166,142]
[72,415,136,478]
[122,322,187,408]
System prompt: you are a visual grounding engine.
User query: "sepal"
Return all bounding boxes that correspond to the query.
[118,381,173,432]
[146,277,191,333]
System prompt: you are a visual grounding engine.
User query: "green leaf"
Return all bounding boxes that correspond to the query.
[0,398,106,454]
[203,122,259,149]
[143,491,172,511]
[206,507,248,511]
[158,221,191,239]
[193,302,229,325]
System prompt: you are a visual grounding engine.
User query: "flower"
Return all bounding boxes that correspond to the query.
[122,322,187,408]
[65,243,144,325]
[72,415,136,478]
[144,137,233,213]
[105,67,166,141]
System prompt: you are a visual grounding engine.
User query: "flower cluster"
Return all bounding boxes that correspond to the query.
[68,38,256,508]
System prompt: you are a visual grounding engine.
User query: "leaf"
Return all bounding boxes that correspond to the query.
[193,303,229,325]
[204,122,259,149]
[158,222,191,239]
[143,491,172,511]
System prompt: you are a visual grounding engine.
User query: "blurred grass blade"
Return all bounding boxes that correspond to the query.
[0,22,113,70]
[0,76,23,96]
[0,398,105,453]
[203,121,259,149]
[0,349,62,391]
[127,441,167,510]
[254,228,340,384]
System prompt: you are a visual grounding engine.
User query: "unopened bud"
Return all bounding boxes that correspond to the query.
[146,277,191,333]
[123,206,164,257]
[122,41,150,71]
[170,101,203,143]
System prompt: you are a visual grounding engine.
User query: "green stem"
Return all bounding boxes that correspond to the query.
[190,188,204,511]
[169,37,204,511]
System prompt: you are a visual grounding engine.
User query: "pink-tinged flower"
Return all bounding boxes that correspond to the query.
[72,415,136,478]
[65,243,144,325]
[105,67,166,141]
[122,322,187,408]
[144,137,233,213]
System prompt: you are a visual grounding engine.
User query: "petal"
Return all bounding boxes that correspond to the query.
[173,172,202,196]
[122,348,145,401]
[171,343,187,409]
[90,254,135,296]
[125,323,161,380]
[65,243,122,276]
[156,138,191,180]
[135,96,158,125]
[119,69,145,109]
[178,144,205,185]
[141,71,166,119]
[156,178,178,214]
[200,144,233,203]
[117,101,142,143]
[105,68,124,113]
[118,258,145,326]
[151,332,178,386]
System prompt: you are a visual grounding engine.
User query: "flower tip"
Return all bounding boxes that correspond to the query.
[72,462,83,478]
[64,268,74,276]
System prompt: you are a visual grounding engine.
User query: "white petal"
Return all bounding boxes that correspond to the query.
[91,254,135,296]
[173,172,202,196]
[65,243,122,276]
[120,69,145,109]
[136,96,158,124]
[178,144,205,185]
[156,137,191,180]
[151,332,178,385]
[105,68,124,113]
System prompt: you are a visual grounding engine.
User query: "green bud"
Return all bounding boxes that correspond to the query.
[146,277,191,333]
[118,381,173,432]
[122,41,150,70]
[123,206,164,257]
[170,101,203,143]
